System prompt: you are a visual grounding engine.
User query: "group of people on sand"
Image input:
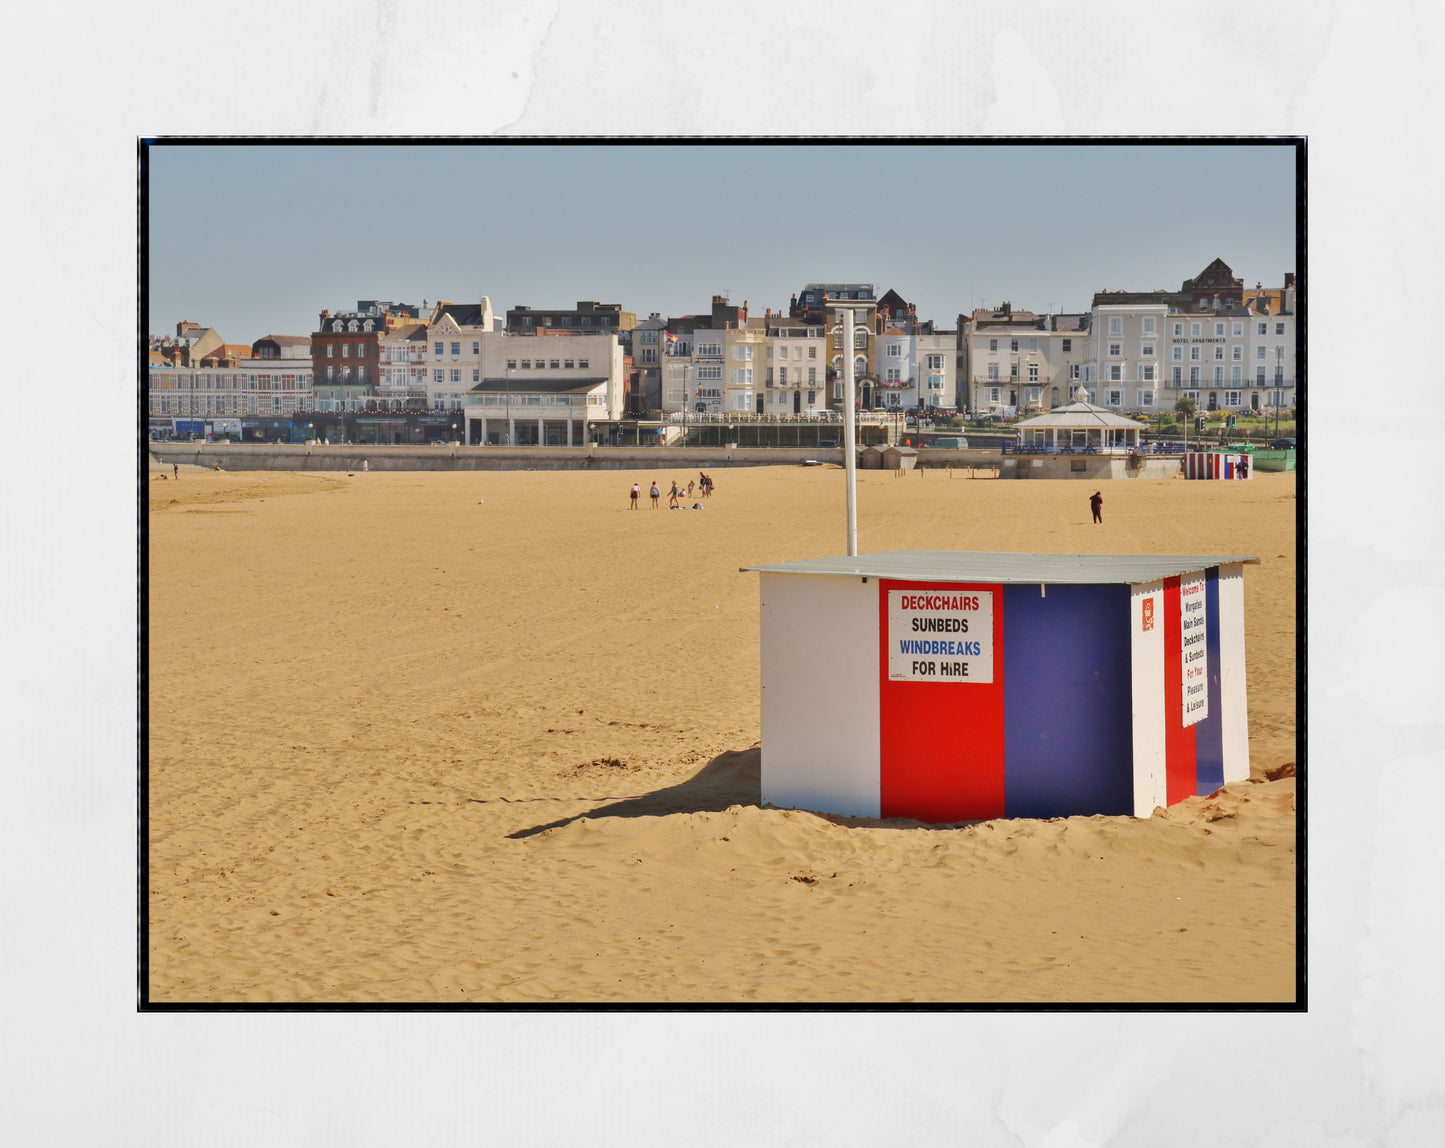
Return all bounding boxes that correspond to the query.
[629,471,715,510]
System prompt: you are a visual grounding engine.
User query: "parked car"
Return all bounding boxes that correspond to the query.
[815,439,840,449]
[926,436,969,449]
[1269,437,1296,450]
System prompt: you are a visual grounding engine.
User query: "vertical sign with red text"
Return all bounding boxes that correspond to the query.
[1180,573,1208,727]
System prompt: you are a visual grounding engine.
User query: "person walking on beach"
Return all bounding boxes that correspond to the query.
[172,462,178,480]
[1089,490,1103,524]
[668,480,680,509]
[649,481,661,509]
[687,479,695,498]
[630,482,640,509]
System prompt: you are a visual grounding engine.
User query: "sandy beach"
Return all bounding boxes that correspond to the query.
[146,462,1297,1003]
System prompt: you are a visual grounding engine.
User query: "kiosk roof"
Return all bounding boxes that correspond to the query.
[741,550,1259,585]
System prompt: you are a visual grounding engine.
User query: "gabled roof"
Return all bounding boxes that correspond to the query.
[432,302,490,328]
[1016,401,1146,430]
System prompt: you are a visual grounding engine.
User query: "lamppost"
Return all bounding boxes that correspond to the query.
[504,367,512,446]
[681,362,689,448]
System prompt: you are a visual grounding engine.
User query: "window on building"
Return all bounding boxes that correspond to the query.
[1108,365,1122,382]
[1028,364,1039,382]
[506,359,516,370]
[450,369,460,383]
[1107,390,1123,406]
[1108,342,1122,357]
[1190,346,1201,362]
[1256,346,1266,360]
[1214,322,1225,337]
[434,370,443,383]
[1010,339,1019,353]
[854,329,867,350]
[886,343,901,358]
[1141,342,1155,358]
[1226,390,1242,407]
[1275,322,1286,335]
[989,387,1002,403]
[1139,364,1156,382]
[808,345,817,360]
[808,367,817,383]
[326,345,334,358]
[1189,367,1200,385]
[1258,322,1268,336]
[989,339,998,352]
[549,360,559,370]
[1062,339,1072,352]
[1173,323,1184,337]
[1213,366,1224,383]
[1010,363,1018,380]
[434,342,444,355]
[1172,346,1182,362]
[1139,390,1155,407]
[579,359,589,370]
[1142,318,1156,335]
[341,344,350,358]
[1108,318,1122,335]
[1257,366,1267,385]
[1191,323,1202,337]
[1214,346,1225,361]
[1171,366,1182,385]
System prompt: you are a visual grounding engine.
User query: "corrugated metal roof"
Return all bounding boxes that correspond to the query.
[741,550,1259,585]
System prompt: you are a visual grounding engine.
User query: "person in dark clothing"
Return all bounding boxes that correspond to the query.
[1089,490,1103,524]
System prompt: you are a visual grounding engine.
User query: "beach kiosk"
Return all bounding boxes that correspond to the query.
[742,551,1256,823]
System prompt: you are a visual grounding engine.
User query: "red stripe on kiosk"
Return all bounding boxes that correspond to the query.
[877,580,1006,822]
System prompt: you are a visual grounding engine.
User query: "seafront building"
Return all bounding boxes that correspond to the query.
[145,258,1296,441]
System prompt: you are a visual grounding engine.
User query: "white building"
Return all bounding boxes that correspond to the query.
[147,357,314,420]
[762,319,828,416]
[964,307,1089,415]
[1083,304,1167,412]
[462,333,624,445]
[424,299,497,411]
[376,321,429,410]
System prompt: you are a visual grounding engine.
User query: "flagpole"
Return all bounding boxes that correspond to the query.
[843,308,858,557]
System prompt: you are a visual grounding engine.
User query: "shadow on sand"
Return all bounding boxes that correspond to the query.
[507,746,761,839]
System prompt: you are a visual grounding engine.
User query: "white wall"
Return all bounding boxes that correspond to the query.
[759,573,881,818]
[1217,564,1252,783]
[1129,579,1168,817]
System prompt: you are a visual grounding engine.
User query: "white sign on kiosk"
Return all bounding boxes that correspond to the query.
[886,589,994,683]
[1180,573,1209,726]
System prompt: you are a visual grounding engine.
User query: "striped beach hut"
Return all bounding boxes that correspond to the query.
[742,551,1256,823]
[1184,451,1252,480]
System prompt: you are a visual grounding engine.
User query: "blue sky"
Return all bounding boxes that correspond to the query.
[146,141,1298,342]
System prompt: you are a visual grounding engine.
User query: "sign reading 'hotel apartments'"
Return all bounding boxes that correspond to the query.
[887,589,994,683]
[1180,573,1209,726]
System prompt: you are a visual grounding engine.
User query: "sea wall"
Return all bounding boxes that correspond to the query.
[148,442,1180,478]
[148,442,1009,473]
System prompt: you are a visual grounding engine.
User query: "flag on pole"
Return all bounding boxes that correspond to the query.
[664,332,678,351]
